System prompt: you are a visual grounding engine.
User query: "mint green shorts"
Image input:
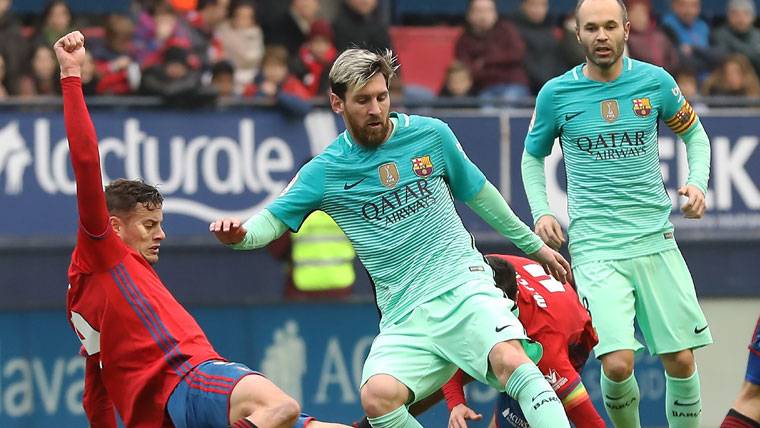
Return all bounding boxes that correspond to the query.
[573,248,713,357]
[360,280,543,403]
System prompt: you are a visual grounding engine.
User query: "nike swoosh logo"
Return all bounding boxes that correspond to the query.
[495,325,511,332]
[531,390,552,402]
[343,177,366,190]
[674,399,700,407]
[694,325,708,334]
[604,394,626,401]
[565,112,583,121]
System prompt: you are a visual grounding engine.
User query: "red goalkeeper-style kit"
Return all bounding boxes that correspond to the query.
[63,76,222,428]
[443,255,605,428]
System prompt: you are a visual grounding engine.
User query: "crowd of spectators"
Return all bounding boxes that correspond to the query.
[1,0,760,108]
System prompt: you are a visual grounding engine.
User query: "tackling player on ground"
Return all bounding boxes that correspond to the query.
[521,0,712,427]
[58,30,349,428]
[721,316,760,428]
[211,48,572,427]
[354,255,604,428]
[439,255,605,428]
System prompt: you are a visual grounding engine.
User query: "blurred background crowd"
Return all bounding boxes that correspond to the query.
[1,0,759,108]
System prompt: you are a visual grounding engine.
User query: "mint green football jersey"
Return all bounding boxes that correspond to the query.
[268,112,494,328]
[525,57,703,266]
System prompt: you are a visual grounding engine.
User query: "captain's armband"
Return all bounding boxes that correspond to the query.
[665,101,698,135]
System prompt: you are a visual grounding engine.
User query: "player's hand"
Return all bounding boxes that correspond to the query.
[678,184,705,219]
[528,244,572,284]
[535,215,565,250]
[448,403,482,428]
[209,218,247,245]
[54,31,86,78]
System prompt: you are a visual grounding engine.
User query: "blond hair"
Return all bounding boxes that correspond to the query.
[329,48,398,99]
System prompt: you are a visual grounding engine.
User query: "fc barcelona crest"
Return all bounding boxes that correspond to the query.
[411,155,434,177]
[632,98,652,117]
[600,99,619,123]
[378,162,400,188]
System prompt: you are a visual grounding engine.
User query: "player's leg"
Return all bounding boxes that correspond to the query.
[721,317,760,428]
[166,360,299,428]
[361,375,414,420]
[541,345,605,428]
[359,301,457,428]
[434,282,569,427]
[489,339,573,427]
[574,259,643,428]
[228,371,300,428]
[632,249,712,428]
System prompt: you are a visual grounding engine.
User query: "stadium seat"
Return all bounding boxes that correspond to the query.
[389,26,463,95]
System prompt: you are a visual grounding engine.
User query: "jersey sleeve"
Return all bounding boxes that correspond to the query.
[266,159,325,231]
[82,354,118,428]
[524,81,559,157]
[656,67,700,136]
[434,119,487,201]
[63,77,127,272]
[441,369,467,411]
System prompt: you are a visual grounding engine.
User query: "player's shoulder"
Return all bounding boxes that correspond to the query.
[401,113,457,145]
[534,67,579,100]
[629,58,674,85]
[405,113,448,133]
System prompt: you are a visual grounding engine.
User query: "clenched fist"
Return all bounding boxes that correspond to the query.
[54,31,85,78]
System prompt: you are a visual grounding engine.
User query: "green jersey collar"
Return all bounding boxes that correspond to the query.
[573,56,634,83]
[341,111,405,149]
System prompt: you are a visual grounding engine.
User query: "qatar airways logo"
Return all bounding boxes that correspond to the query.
[0,112,337,222]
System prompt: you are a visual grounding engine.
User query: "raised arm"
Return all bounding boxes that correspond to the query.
[56,31,109,238]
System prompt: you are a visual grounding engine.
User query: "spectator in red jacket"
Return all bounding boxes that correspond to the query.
[133,0,194,68]
[245,46,311,115]
[91,14,140,95]
[455,0,530,103]
[295,20,337,98]
[627,0,680,73]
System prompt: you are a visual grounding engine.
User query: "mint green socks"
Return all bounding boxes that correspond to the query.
[505,363,570,427]
[665,369,702,428]
[601,370,641,428]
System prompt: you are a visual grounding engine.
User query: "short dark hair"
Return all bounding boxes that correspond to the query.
[212,60,235,77]
[105,179,163,216]
[575,0,629,27]
[485,255,518,300]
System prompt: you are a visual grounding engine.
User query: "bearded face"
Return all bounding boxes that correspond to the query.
[331,73,392,149]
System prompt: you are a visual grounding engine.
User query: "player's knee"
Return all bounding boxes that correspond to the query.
[661,349,695,378]
[271,396,301,426]
[602,353,634,381]
[489,340,532,383]
[360,375,408,417]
